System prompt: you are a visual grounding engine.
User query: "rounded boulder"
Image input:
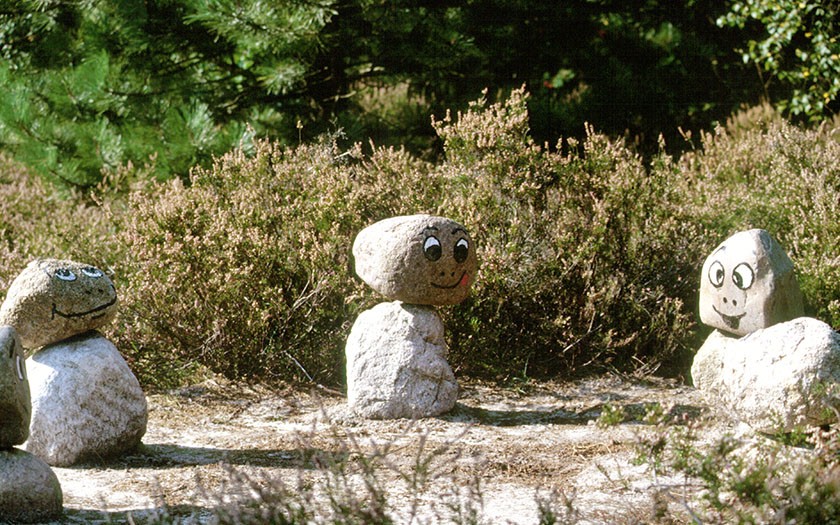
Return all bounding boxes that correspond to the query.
[0,448,63,522]
[24,332,147,467]
[0,325,30,448]
[353,215,477,306]
[0,258,118,350]
[692,317,840,433]
[346,301,458,419]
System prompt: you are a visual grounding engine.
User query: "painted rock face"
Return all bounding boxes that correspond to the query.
[353,215,478,306]
[699,229,804,336]
[0,326,30,448]
[0,259,118,349]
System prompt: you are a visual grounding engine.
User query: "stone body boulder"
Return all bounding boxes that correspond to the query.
[692,317,840,432]
[24,332,147,466]
[0,326,30,448]
[0,449,64,523]
[0,448,63,522]
[0,325,63,522]
[346,301,458,419]
[353,215,477,306]
[699,229,803,336]
[0,259,118,350]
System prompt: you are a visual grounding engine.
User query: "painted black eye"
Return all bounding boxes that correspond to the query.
[423,236,442,261]
[732,263,754,290]
[81,267,103,278]
[454,238,469,263]
[708,261,725,288]
[15,354,25,381]
[54,268,77,282]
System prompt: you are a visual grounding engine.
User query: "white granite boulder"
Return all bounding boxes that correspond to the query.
[0,448,63,522]
[24,332,147,466]
[0,326,30,448]
[353,215,478,306]
[346,302,458,419]
[0,259,118,350]
[699,229,803,336]
[692,317,840,432]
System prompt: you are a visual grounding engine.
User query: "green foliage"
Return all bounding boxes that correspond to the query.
[103,87,708,384]
[596,403,627,428]
[0,154,122,288]
[0,0,332,188]
[109,94,840,385]
[0,92,837,388]
[636,417,840,523]
[0,0,825,191]
[435,89,705,379]
[718,0,840,120]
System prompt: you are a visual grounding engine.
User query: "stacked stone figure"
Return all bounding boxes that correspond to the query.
[0,258,148,466]
[0,325,63,522]
[691,229,840,432]
[347,214,478,419]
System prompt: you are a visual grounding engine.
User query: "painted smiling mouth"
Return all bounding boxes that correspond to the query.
[52,296,117,320]
[431,271,468,290]
[712,306,746,330]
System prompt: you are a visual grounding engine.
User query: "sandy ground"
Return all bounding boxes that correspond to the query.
[35,376,723,524]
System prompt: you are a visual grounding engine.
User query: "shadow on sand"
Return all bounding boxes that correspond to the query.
[67,442,347,470]
[61,504,212,524]
[444,401,704,427]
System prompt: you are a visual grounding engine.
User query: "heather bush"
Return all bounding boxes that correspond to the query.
[675,104,840,327]
[0,155,121,291]
[434,89,706,379]
[113,88,709,386]
[0,89,836,389]
[115,135,441,385]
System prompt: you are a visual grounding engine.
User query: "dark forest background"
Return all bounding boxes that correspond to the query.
[0,1,836,188]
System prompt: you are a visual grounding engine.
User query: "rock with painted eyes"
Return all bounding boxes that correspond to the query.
[0,259,118,350]
[699,229,803,336]
[353,215,478,306]
[0,326,30,449]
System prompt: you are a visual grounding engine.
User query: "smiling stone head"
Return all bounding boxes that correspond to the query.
[353,215,478,305]
[699,229,804,336]
[0,259,118,350]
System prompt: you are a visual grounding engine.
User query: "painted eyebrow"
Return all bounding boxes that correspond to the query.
[452,227,467,235]
[41,267,62,279]
[420,226,439,235]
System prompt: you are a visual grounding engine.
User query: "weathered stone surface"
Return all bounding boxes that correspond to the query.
[24,332,147,466]
[0,325,30,448]
[699,229,803,336]
[353,215,477,305]
[692,317,840,433]
[346,301,458,419]
[0,258,118,350]
[0,448,63,522]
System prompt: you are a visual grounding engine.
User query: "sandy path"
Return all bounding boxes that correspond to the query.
[37,376,714,524]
